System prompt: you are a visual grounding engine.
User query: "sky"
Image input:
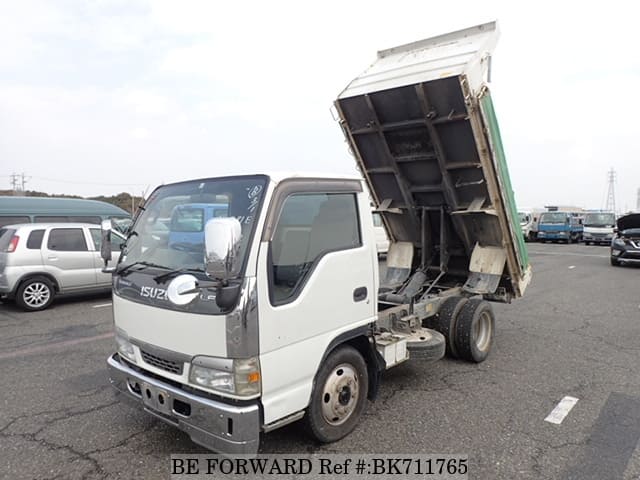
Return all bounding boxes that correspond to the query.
[1,0,639,213]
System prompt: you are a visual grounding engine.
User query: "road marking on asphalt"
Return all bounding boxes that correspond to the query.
[92,303,112,308]
[0,332,113,361]
[528,250,608,258]
[545,396,579,424]
[568,265,576,269]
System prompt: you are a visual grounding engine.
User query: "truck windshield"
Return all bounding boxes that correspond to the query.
[119,176,267,273]
[539,212,567,224]
[518,212,530,224]
[584,213,615,227]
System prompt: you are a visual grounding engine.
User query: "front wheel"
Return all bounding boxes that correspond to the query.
[610,257,620,266]
[305,346,368,443]
[15,276,55,311]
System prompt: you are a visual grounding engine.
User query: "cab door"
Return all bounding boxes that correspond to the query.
[42,227,96,290]
[256,180,377,424]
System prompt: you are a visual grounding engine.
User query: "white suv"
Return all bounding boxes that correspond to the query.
[0,223,124,311]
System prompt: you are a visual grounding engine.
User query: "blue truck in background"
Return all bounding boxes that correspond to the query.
[168,203,228,257]
[537,211,583,243]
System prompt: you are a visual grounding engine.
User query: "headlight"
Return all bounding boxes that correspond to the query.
[189,356,261,397]
[115,328,136,363]
[613,238,626,247]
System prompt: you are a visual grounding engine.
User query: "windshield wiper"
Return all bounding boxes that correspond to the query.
[116,261,170,276]
[154,267,206,284]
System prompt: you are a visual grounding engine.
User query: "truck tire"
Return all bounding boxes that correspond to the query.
[15,276,55,311]
[305,345,368,443]
[454,299,495,363]
[407,330,446,362]
[425,296,468,358]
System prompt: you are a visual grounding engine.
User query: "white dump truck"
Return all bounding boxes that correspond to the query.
[102,21,531,455]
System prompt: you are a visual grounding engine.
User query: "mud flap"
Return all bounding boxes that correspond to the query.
[463,243,506,295]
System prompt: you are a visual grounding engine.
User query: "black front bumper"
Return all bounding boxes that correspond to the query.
[611,245,640,263]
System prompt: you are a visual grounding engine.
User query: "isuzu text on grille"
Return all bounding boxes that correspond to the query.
[140,286,167,300]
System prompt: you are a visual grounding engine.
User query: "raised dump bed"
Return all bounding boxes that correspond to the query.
[335,21,531,301]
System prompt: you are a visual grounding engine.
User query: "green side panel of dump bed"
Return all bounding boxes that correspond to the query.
[479,93,529,270]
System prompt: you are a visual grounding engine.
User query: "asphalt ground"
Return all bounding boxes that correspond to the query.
[1,243,639,479]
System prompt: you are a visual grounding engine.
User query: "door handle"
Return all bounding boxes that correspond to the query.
[48,256,58,260]
[353,286,367,302]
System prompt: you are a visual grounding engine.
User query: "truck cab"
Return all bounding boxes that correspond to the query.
[168,202,228,259]
[582,212,616,245]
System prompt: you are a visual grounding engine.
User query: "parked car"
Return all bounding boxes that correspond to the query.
[0,223,125,311]
[610,213,640,266]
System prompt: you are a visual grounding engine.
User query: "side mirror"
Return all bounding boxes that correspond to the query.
[100,219,114,271]
[204,217,242,281]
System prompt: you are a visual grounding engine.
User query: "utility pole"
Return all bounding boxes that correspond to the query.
[10,173,19,194]
[20,173,29,191]
[605,168,616,215]
[9,172,29,195]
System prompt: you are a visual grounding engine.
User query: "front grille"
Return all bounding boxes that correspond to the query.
[140,350,183,375]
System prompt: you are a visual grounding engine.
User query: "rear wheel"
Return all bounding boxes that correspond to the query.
[425,296,468,358]
[454,299,495,363]
[305,346,368,443]
[15,276,55,311]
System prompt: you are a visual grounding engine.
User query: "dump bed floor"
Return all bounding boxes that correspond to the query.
[336,22,530,299]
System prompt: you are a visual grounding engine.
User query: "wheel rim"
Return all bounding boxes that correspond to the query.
[23,282,51,308]
[321,363,359,426]
[474,311,492,352]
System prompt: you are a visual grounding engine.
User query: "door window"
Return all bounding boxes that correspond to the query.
[269,193,361,304]
[69,216,101,224]
[0,216,30,227]
[35,216,68,223]
[47,228,88,252]
[27,229,45,249]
